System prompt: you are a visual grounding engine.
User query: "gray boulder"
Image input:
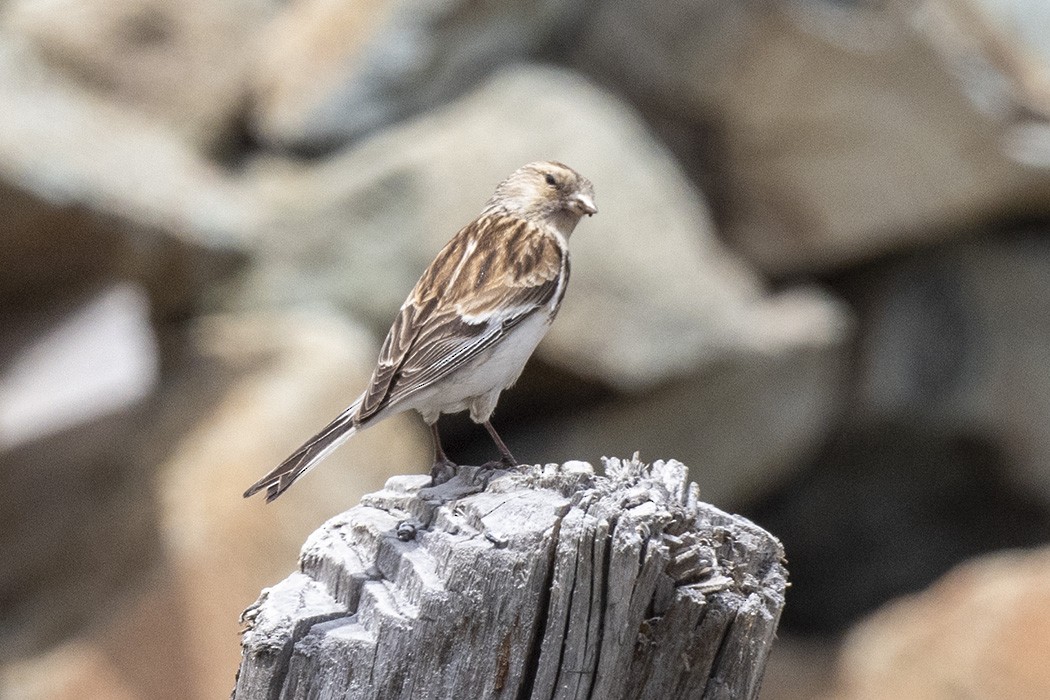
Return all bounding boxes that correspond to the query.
[853,233,1050,504]
[247,0,587,150]
[572,0,1050,273]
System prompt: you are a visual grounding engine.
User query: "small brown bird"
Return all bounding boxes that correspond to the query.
[244,161,596,502]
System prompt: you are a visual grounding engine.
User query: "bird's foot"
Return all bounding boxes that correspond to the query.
[429,458,458,486]
[479,456,517,471]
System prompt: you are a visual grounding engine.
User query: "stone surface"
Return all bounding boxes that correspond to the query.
[0,571,205,700]
[238,64,850,393]
[849,233,1050,505]
[572,0,1050,273]
[2,0,275,148]
[235,458,787,699]
[924,0,1050,133]
[158,309,429,699]
[749,424,1050,634]
[246,0,586,150]
[739,235,1050,637]
[0,36,250,666]
[0,32,248,318]
[0,283,158,449]
[247,0,397,151]
[0,357,160,660]
[500,327,850,509]
[0,310,430,699]
[831,547,1050,699]
[0,639,139,700]
[756,634,837,700]
[89,574,198,700]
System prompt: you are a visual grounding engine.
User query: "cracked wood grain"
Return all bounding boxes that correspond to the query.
[233,458,787,700]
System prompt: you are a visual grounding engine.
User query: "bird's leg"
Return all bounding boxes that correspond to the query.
[481,420,517,469]
[429,421,457,485]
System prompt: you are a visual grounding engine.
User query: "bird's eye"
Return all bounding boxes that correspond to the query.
[544,173,557,187]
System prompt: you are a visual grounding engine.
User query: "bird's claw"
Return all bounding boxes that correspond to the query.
[479,457,517,471]
[429,458,458,486]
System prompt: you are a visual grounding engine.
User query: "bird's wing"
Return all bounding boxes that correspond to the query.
[356,215,566,422]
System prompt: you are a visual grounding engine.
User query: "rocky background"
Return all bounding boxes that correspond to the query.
[0,0,1048,697]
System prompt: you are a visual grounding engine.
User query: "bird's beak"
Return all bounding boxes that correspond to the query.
[570,193,598,216]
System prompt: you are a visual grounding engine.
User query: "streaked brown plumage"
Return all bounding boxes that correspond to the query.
[244,161,596,502]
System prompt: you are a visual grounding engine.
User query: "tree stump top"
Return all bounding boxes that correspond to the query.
[235,457,787,700]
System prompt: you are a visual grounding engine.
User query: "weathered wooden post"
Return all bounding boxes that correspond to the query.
[234,457,787,699]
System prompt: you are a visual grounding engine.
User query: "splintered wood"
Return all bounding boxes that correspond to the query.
[234,458,787,700]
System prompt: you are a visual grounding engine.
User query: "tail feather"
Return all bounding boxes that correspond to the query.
[244,403,360,502]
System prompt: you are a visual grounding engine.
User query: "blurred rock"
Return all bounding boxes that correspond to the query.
[832,547,1050,699]
[851,233,1050,506]
[0,33,248,319]
[2,309,430,697]
[0,639,138,700]
[0,36,253,663]
[749,424,1050,633]
[0,179,120,312]
[2,0,275,149]
[758,634,837,700]
[746,233,1050,635]
[247,0,586,151]
[0,570,194,700]
[247,0,398,151]
[925,0,1050,145]
[501,319,850,508]
[239,65,851,393]
[0,407,159,659]
[0,288,166,659]
[572,0,1050,273]
[0,283,158,449]
[157,309,429,698]
[90,574,194,700]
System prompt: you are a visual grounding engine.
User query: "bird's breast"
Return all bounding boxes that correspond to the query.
[461,312,553,391]
[403,309,558,422]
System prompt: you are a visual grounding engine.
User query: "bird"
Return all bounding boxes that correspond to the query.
[244,161,597,502]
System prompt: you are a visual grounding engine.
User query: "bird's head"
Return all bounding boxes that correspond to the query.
[485,161,597,236]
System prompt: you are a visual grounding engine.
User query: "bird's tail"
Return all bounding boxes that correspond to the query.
[243,402,360,502]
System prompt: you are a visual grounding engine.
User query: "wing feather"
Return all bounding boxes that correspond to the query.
[355,214,564,422]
